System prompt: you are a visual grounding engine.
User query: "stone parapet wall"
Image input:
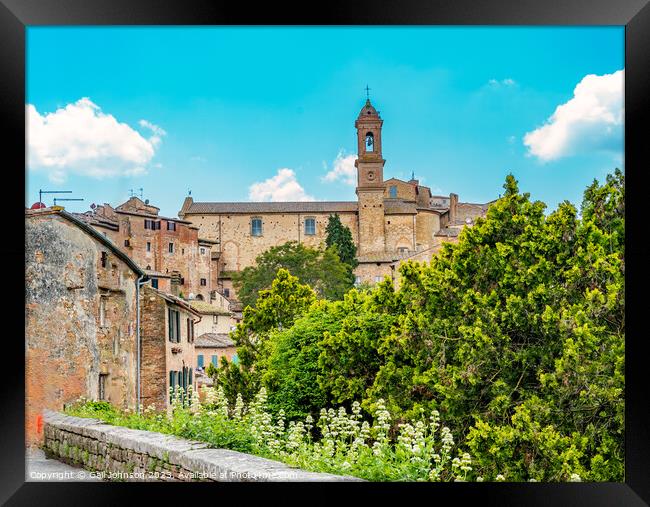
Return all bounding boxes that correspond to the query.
[42,411,362,482]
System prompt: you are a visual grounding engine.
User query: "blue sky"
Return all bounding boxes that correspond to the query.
[26,27,624,218]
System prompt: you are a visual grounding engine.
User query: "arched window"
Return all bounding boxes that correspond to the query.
[195,294,204,301]
[365,132,374,152]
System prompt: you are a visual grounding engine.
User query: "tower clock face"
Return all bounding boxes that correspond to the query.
[367,171,375,181]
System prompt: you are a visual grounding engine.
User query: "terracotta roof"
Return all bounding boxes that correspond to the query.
[189,300,231,316]
[145,269,171,278]
[184,201,359,215]
[195,333,235,348]
[356,252,399,264]
[71,211,120,231]
[435,227,461,237]
[144,285,202,316]
[384,201,417,215]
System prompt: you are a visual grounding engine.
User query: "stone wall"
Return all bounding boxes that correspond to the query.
[186,211,360,274]
[42,411,362,482]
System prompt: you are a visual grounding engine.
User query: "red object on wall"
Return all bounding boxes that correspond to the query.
[31,202,46,210]
[36,414,43,434]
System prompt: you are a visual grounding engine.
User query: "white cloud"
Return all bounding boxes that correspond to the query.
[138,119,166,147]
[27,97,164,183]
[488,78,517,88]
[249,168,315,202]
[322,150,357,186]
[524,70,624,162]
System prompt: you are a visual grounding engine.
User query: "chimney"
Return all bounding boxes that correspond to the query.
[449,193,458,224]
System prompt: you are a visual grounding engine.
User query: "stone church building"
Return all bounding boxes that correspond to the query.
[179,99,493,297]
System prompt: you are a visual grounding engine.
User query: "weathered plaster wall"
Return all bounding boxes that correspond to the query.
[25,214,138,446]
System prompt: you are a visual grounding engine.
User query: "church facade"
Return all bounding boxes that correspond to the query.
[179,99,493,298]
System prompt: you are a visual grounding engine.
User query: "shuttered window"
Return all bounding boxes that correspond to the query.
[168,308,180,342]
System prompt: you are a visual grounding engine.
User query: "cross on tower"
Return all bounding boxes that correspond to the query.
[365,85,371,100]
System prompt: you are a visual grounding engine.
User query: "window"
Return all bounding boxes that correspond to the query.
[211,355,218,367]
[398,247,409,254]
[124,239,130,247]
[374,276,383,283]
[168,242,174,253]
[99,296,107,327]
[232,354,239,365]
[151,278,158,289]
[186,318,194,343]
[304,218,316,235]
[389,185,397,198]
[101,251,108,268]
[167,221,176,231]
[169,371,176,403]
[145,219,161,230]
[168,308,180,342]
[200,278,207,286]
[223,288,230,298]
[200,247,206,255]
[251,218,263,236]
[146,242,151,252]
[99,374,108,401]
[213,315,218,324]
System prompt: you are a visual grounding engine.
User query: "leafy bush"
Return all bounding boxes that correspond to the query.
[65,385,482,482]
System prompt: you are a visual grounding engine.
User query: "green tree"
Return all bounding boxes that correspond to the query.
[325,213,358,269]
[232,241,351,308]
[287,171,624,481]
[217,269,317,403]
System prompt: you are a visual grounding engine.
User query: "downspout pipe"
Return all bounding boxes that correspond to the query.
[136,274,147,414]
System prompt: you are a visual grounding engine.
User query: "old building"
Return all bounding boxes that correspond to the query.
[190,294,239,337]
[139,285,202,410]
[178,98,494,297]
[25,206,147,445]
[75,197,219,302]
[194,333,238,377]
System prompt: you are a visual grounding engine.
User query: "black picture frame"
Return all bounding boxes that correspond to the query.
[2,1,648,504]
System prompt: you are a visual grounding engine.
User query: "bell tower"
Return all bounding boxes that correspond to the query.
[355,96,386,255]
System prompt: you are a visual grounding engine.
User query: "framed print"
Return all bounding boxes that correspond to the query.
[2,0,649,504]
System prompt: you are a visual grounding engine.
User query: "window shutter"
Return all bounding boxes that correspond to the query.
[176,311,181,343]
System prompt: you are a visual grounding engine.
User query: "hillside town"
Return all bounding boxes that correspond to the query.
[25,99,491,446]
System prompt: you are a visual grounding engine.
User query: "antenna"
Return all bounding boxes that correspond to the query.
[39,189,72,206]
[53,197,84,206]
[129,188,144,199]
